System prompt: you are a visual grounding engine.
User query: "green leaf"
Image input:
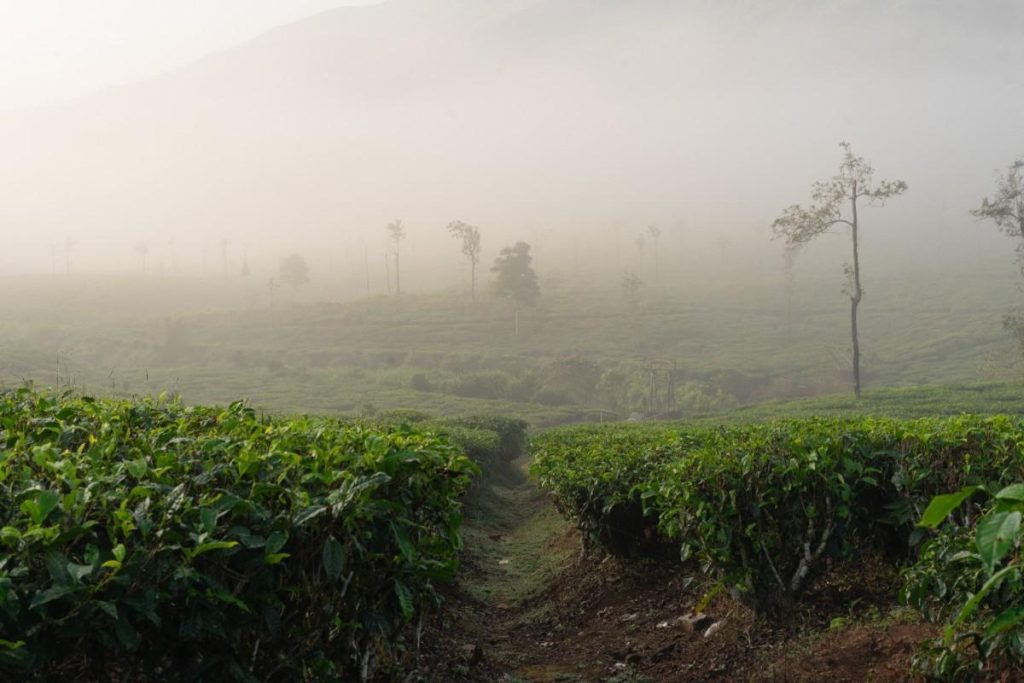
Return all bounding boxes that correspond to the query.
[996,484,1024,503]
[199,508,217,535]
[945,565,1021,646]
[394,580,414,621]
[322,536,345,580]
[44,551,70,585]
[229,526,265,549]
[976,511,1021,575]
[29,584,80,609]
[188,540,238,559]
[125,459,148,479]
[21,489,61,525]
[264,531,287,556]
[212,590,250,612]
[918,486,982,528]
[112,544,126,562]
[264,553,290,565]
[67,562,94,583]
[984,607,1024,638]
[0,527,21,547]
[392,523,416,562]
[293,505,326,527]
[95,600,119,620]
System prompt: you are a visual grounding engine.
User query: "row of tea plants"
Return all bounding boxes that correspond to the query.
[532,416,1024,677]
[0,387,486,681]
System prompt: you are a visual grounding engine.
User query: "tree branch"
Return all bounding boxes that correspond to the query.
[787,497,835,595]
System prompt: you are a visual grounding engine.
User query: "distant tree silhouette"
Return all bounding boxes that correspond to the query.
[491,241,539,337]
[621,271,642,302]
[973,158,1024,355]
[447,220,482,301]
[278,253,310,288]
[646,225,661,283]
[387,219,406,294]
[133,241,149,273]
[772,142,907,399]
[973,159,1024,272]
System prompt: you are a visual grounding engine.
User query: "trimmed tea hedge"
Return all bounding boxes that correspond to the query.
[0,388,478,681]
[532,416,1024,609]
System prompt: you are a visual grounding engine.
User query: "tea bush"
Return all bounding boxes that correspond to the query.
[903,483,1024,679]
[0,388,477,681]
[532,416,1024,609]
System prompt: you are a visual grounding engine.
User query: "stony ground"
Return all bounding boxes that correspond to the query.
[418,453,938,682]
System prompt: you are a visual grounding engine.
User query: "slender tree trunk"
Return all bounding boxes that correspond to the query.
[395,248,401,294]
[850,187,863,400]
[470,258,476,302]
[384,253,392,296]
[514,308,519,337]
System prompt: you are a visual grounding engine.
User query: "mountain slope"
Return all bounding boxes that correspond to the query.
[0,0,1021,277]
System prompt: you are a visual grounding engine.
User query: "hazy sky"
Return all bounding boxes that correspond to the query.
[0,1,379,110]
[0,0,1021,286]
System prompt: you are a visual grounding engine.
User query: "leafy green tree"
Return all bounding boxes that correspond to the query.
[447,220,482,301]
[278,252,310,288]
[772,142,907,399]
[491,241,539,336]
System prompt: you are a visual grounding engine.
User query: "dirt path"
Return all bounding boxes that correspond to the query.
[420,451,936,683]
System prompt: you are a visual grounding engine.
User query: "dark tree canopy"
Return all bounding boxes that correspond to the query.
[491,241,539,308]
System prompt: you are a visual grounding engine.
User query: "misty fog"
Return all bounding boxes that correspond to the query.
[1,0,1023,420]
[0,0,1021,282]
[8,5,1024,679]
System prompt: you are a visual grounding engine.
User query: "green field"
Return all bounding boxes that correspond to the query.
[1,258,1021,424]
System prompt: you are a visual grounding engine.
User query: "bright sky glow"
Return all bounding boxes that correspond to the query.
[0,1,379,110]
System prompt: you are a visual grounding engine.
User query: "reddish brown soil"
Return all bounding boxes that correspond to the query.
[765,622,937,682]
[418,455,939,682]
[422,523,939,682]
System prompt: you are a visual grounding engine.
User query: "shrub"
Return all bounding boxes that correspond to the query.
[533,416,1024,610]
[409,373,433,392]
[0,388,476,681]
[447,371,511,400]
[903,483,1024,679]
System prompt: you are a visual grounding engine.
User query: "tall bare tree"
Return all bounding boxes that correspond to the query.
[447,220,482,301]
[387,219,406,295]
[772,142,907,399]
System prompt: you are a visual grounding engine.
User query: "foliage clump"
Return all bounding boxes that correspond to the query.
[532,416,1024,611]
[904,483,1024,680]
[0,388,477,681]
